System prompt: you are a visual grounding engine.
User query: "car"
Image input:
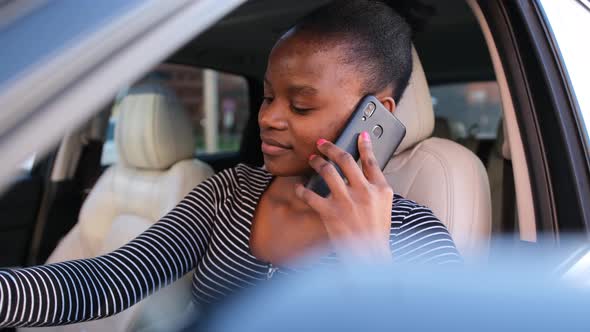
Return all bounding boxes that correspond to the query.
[0,0,589,331]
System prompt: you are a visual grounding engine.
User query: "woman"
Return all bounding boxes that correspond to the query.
[0,0,460,327]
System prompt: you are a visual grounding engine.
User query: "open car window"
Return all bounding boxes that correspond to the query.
[101,64,249,166]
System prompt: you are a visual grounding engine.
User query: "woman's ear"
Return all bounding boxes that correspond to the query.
[378,96,396,114]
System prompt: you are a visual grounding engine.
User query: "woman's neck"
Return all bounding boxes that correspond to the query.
[267,175,309,209]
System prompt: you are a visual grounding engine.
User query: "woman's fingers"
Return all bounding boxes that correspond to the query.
[316,138,365,187]
[308,154,348,197]
[295,183,328,212]
[358,131,387,184]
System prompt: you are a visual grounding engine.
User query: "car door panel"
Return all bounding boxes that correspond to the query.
[0,174,43,266]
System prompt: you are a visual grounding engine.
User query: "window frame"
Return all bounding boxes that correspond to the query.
[477,0,590,237]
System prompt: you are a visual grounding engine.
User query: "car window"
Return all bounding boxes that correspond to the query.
[430,81,502,142]
[539,0,590,157]
[100,64,249,166]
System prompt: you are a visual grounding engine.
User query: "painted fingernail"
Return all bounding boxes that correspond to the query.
[361,131,370,141]
[309,154,317,161]
[317,138,328,145]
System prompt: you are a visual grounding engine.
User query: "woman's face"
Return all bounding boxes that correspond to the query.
[259,31,365,177]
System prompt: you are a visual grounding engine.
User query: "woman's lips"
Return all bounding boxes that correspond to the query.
[261,140,291,156]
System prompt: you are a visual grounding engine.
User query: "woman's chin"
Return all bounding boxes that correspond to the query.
[263,155,309,177]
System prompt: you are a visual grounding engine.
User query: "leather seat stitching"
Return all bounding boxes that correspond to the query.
[419,140,454,231]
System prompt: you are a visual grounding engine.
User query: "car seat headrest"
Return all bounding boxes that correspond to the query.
[114,81,195,170]
[393,47,435,155]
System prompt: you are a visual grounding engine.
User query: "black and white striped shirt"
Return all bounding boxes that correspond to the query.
[0,163,460,327]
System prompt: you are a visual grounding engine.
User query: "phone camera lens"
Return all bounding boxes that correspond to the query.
[364,102,376,117]
[372,125,383,138]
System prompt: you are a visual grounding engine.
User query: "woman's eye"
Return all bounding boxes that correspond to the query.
[291,105,313,114]
[262,96,274,104]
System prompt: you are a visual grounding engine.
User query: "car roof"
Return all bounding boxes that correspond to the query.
[170,0,495,84]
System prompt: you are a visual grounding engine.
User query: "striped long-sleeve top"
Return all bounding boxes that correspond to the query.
[0,163,461,328]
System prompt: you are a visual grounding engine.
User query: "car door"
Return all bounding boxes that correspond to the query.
[0,157,45,267]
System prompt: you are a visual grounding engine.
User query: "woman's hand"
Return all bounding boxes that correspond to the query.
[295,131,394,262]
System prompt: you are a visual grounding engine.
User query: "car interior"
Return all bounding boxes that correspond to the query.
[0,0,546,331]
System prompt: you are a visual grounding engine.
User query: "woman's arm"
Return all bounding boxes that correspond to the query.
[0,169,232,328]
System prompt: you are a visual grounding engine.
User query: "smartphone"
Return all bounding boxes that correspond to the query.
[305,95,406,197]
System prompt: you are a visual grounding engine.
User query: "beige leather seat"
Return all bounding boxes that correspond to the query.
[384,49,492,261]
[23,81,214,332]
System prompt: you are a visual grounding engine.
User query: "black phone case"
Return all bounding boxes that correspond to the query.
[305,95,406,197]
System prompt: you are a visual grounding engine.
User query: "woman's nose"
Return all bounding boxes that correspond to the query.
[259,103,288,130]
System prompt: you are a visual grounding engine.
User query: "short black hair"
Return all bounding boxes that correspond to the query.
[292,0,413,103]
